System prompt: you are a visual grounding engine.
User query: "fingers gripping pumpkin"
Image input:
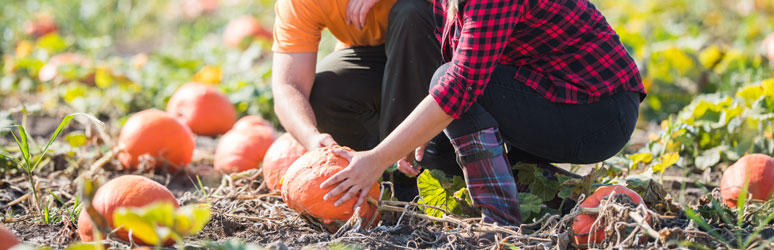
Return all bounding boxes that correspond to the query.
[262,133,307,192]
[214,116,276,173]
[78,175,179,246]
[166,82,237,136]
[117,109,196,171]
[281,146,380,232]
[572,185,648,246]
[0,224,20,250]
[720,154,774,207]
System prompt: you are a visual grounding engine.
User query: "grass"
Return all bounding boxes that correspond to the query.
[0,112,102,216]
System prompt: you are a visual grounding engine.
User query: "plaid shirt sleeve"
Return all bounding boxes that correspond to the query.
[430,0,521,119]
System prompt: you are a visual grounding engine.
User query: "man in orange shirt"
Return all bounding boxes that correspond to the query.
[271,0,446,200]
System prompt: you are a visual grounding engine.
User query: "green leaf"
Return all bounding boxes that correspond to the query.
[65,132,87,148]
[417,169,463,217]
[518,193,542,222]
[530,168,559,202]
[65,242,104,250]
[173,204,211,236]
[737,85,764,107]
[95,68,114,89]
[694,148,721,170]
[653,153,679,173]
[32,113,103,172]
[512,162,538,187]
[10,125,31,171]
[627,153,653,169]
[113,207,161,246]
[36,33,68,53]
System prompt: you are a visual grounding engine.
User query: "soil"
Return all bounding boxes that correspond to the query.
[1,106,773,250]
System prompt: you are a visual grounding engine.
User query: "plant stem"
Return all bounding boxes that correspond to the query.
[27,173,40,213]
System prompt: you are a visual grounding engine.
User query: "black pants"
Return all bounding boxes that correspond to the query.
[308,0,441,200]
[420,63,641,175]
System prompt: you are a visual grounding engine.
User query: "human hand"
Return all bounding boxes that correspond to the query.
[346,0,381,30]
[320,148,385,210]
[396,144,426,177]
[305,132,337,151]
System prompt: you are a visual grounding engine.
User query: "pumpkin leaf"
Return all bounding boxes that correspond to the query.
[36,33,67,53]
[653,153,680,173]
[173,204,211,235]
[64,132,87,148]
[113,207,161,245]
[417,169,465,217]
[518,193,542,222]
[628,152,653,169]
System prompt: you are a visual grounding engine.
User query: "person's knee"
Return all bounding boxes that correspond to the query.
[388,0,432,30]
[429,62,453,89]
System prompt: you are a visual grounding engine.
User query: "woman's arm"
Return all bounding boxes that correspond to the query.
[320,95,453,208]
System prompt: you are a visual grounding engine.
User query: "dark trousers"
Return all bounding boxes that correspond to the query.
[308,0,441,200]
[421,63,641,174]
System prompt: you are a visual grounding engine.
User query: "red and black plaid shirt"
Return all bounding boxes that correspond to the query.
[431,0,646,119]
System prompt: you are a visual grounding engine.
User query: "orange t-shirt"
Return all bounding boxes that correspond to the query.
[272,0,398,53]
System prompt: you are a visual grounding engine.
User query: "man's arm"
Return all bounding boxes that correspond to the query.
[272,52,337,150]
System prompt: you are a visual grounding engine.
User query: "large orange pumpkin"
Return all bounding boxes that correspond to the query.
[720,154,774,207]
[231,115,270,131]
[117,109,196,171]
[281,146,380,232]
[572,185,648,246]
[262,133,307,192]
[23,13,58,38]
[78,175,179,246]
[0,224,20,250]
[166,82,236,136]
[214,116,276,173]
[223,16,272,49]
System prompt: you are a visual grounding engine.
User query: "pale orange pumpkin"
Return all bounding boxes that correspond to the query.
[572,185,648,246]
[214,116,276,173]
[0,224,20,250]
[223,16,272,48]
[720,154,774,207]
[262,133,307,192]
[117,109,196,171]
[78,175,179,246]
[166,82,236,136]
[281,146,380,232]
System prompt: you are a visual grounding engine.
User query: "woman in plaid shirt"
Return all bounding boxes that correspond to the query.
[321,0,646,226]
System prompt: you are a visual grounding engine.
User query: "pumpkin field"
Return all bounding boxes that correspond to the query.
[1,0,774,249]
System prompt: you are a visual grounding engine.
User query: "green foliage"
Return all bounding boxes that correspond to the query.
[0,112,102,213]
[416,169,468,218]
[112,202,211,247]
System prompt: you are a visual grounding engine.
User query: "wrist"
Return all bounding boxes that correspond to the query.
[362,150,392,172]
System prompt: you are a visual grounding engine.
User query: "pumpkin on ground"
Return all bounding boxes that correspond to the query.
[262,133,307,192]
[78,175,179,246]
[223,16,272,48]
[572,185,648,246]
[117,109,196,171]
[232,115,270,131]
[281,146,380,232]
[166,82,236,136]
[0,224,20,250]
[23,13,58,38]
[720,154,774,207]
[214,116,276,173]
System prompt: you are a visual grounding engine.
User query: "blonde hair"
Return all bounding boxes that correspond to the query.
[447,0,459,21]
